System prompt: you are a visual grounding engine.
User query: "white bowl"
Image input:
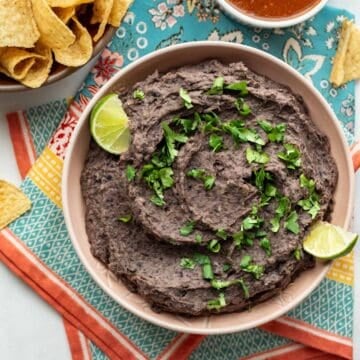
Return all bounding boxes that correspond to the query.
[62,41,354,334]
[217,0,329,28]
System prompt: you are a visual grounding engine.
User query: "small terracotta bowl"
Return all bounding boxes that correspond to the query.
[62,42,354,334]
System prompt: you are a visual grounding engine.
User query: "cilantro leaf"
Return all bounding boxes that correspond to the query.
[270,196,291,233]
[298,194,320,219]
[265,183,277,197]
[133,89,145,100]
[162,122,188,162]
[118,214,132,223]
[209,134,223,152]
[242,213,263,231]
[125,165,136,181]
[193,253,210,265]
[216,229,228,240]
[208,76,224,95]
[207,293,226,310]
[258,120,286,143]
[158,167,174,189]
[240,255,264,280]
[187,168,216,190]
[254,168,272,190]
[278,143,301,169]
[235,98,251,116]
[299,173,315,192]
[294,246,303,261]
[180,258,196,269]
[260,237,272,256]
[179,220,196,236]
[195,234,203,244]
[225,81,248,95]
[246,147,270,164]
[223,123,264,145]
[179,88,193,109]
[285,211,300,234]
[207,239,221,253]
[176,112,201,134]
[150,195,165,207]
[210,278,249,298]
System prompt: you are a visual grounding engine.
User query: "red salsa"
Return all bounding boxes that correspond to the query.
[228,0,321,19]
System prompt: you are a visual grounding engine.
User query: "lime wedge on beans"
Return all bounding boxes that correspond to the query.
[303,221,358,260]
[90,93,130,155]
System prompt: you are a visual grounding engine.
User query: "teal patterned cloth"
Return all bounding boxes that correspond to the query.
[8,2,356,359]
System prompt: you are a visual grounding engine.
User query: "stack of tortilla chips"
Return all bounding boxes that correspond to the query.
[0,0,132,88]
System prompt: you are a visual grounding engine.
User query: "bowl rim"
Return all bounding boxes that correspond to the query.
[216,0,329,28]
[0,26,116,92]
[62,41,354,334]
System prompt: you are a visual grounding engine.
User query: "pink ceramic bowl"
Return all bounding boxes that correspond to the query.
[62,42,354,334]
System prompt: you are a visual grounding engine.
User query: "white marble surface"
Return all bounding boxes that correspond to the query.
[0,2,359,358]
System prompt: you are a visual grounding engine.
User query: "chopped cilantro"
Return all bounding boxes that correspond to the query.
[125,165,136,181]
[216,229,228,240]
[298,194,320,219]
[294,246,303,261]
[270,196,291,233]
[187,168,216,190]
[260,238,272,256]
[223,122,264,145]
[202,263,214,280]
[278,143,301,169]
[162,122,188,163]
[235,98,251,116]
[150,195,165,207]
[265,183,277,198]
[193,253,210,265]
[298,174,320,219]
[207,293,226,310]
[204,175,216,190]
[118,214,132,223]
[202,112,221,132]
[179,220,196,236]
[258,120,286,143]
[233,231,244,248]
[133,89,144,100]
[208,76,224,95]
[210,278,249,297]
[180,258,196,269]
[299,173,315,192]
[240,255,264,280]
[176,115,200,135]
[240,255,252,268]
[285,211,300,234]
[225,81,248,96]
[223,263,231,272]
[246,147,270,164]
[270,217,281,233]
[242,213,263,231]
[179,88,193,109]
[158,167,174,188]
[195,234,203,244]
[207,239,221,253]
[258,119,272,133]
[209,134,224,152]
[254,168,272,190]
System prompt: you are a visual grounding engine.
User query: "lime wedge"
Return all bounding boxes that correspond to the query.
[90,93,130,155]
[303,221,358,260]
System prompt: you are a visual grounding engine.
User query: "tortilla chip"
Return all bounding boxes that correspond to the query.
[54,17,93,67]
[47,0,93,6]
[108,0,132,27]
[53,6,76,24]
[0,0,40,48]
[31,0,76,49]
[91,0,114,42]
[343,24,360,83]
[0,180,31,230]
[20,43,53,88]
[330,20,353,87]
[0,48,42,80]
